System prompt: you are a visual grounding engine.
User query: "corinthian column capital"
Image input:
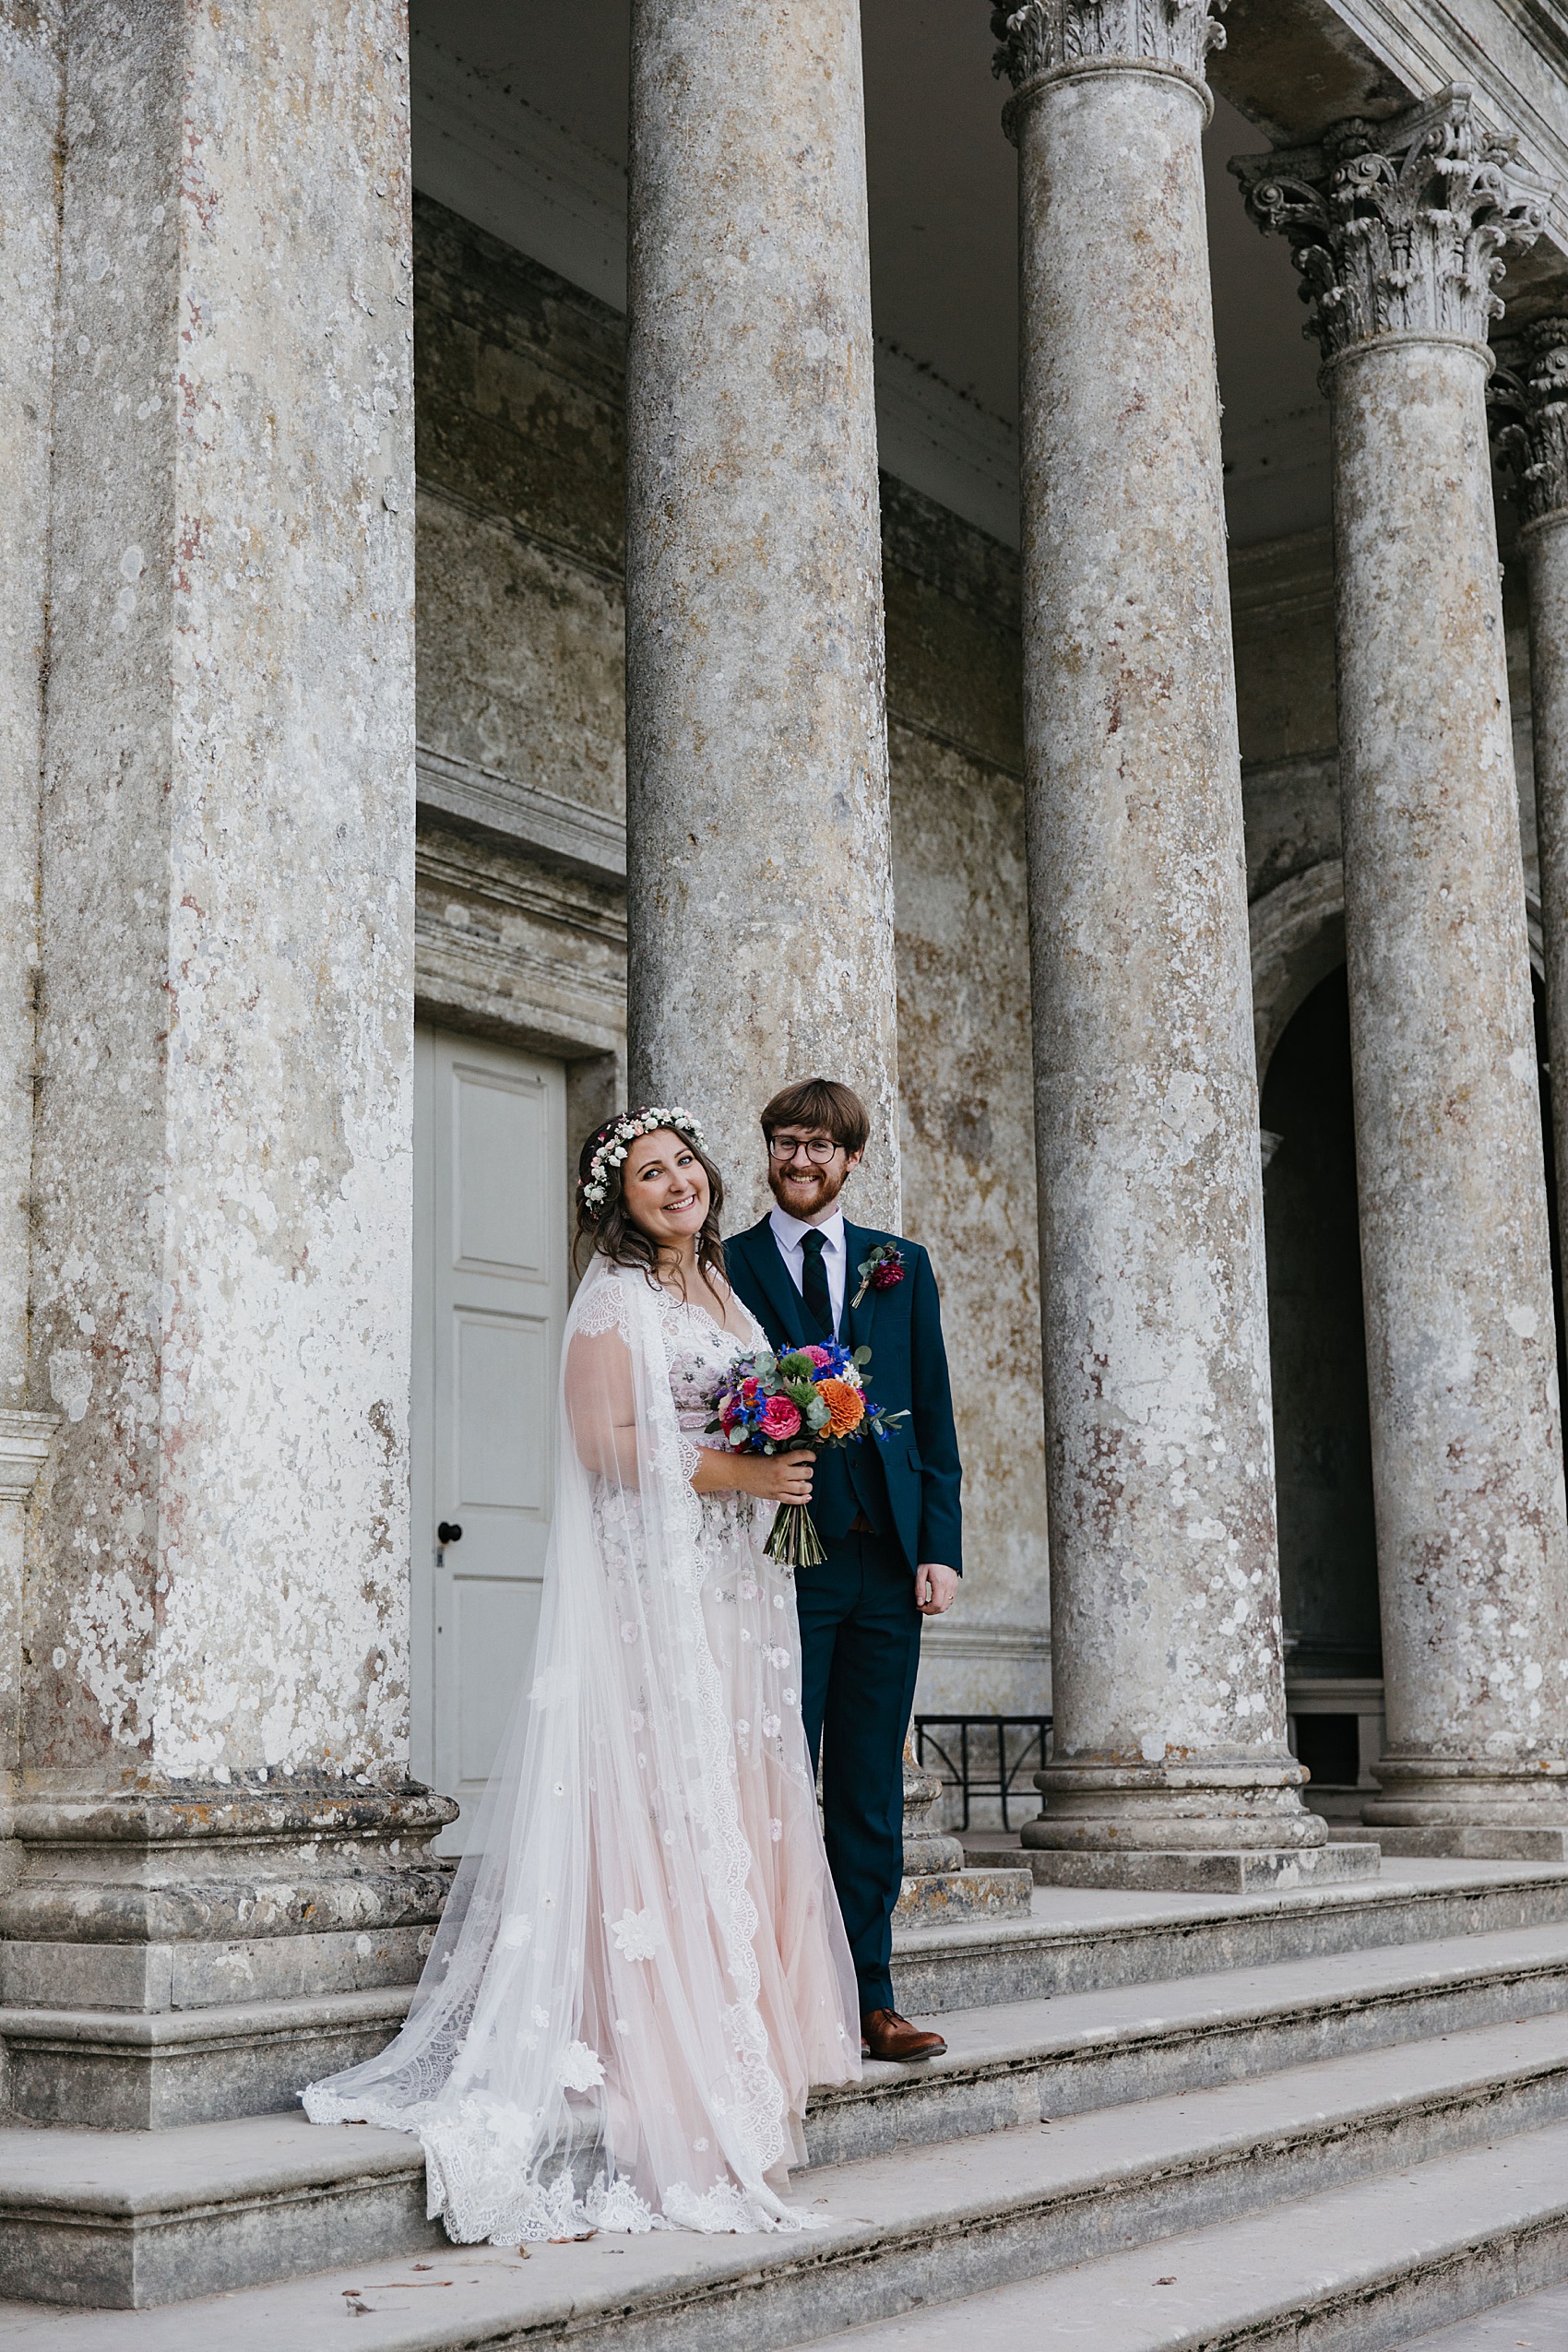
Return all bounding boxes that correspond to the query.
[1232,88,1546,365]
[1491,317,1568,528]
[990,0,1225,111]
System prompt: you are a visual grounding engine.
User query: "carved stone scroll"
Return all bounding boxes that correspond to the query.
[1232,89,1545,363]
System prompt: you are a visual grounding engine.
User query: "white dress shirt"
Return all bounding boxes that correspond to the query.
[768,1204,848,1334]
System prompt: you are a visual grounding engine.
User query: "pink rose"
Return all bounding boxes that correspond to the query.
[802,1344,832,1367]
[759,1395,802,1441]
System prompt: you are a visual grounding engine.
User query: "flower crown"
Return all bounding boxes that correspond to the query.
[579,1106,709,1218]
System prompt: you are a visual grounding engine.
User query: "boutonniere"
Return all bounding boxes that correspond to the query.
[852,1241,905,1310]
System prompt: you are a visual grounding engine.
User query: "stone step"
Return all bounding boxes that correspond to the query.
[12,1861,1556,2139]
[6,2002,1568,2317]
[1403,2275,1568,2350]
[890,1857,1568,2015]
[0,1987,415,2130]
[809,1915,1568,2166]
[0,2110,439,2311]
[796,2117,1568,2350]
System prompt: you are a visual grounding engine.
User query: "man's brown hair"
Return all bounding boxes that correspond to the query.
[760,1076,870,1158]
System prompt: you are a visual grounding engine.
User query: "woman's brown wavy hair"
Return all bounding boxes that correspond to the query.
[574,1112,728,1293]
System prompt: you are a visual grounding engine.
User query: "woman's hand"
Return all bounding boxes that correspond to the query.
[693,1445,814,1503]
[742,1448,815,1504]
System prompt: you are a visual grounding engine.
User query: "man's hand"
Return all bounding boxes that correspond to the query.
[914,1562,958,1616]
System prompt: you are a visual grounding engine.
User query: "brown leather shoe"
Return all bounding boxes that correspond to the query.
[861,2007,946,2062]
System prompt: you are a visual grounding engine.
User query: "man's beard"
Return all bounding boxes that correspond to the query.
[768,1159,849,1218]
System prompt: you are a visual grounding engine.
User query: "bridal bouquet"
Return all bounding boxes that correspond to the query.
[705,1341,907,1569]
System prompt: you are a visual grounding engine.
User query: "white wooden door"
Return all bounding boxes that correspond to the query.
[411,1028,566,1848]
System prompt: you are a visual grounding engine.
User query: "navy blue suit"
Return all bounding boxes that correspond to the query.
[724,1215,962,2013]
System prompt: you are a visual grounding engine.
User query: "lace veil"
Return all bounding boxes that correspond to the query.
[304,1253,837,2238]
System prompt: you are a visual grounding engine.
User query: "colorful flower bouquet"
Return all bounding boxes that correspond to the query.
[705,1342,908,1569]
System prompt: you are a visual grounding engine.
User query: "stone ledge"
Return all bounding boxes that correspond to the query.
[0,1924,434,2014]
[890,1858,1568,2014]
[1353,1823,1568,1862]
[0,1987,415,2131]
[991,1841,1383,1895]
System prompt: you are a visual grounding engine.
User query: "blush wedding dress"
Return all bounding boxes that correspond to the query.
[303,1252,861,2239]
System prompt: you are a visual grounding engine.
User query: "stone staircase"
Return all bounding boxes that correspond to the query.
[4,1860,1568,2346]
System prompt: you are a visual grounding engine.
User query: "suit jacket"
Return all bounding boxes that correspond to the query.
[724,1216,963,1576]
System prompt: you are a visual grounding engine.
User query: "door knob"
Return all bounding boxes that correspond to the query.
[437,1521,463,1545]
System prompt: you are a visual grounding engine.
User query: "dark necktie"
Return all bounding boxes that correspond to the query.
[801,1229,834,1339]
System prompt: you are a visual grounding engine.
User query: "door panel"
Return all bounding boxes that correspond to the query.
[457,1313,549,1515]
[411,1028,565,1850]
[455,1069,547,1274]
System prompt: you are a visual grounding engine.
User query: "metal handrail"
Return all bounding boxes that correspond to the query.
[913,1714,1053,1833]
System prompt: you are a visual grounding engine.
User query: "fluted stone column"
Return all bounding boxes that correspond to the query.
[1240,95,1568,1858]
[624,0,898,1232]
[1494,320,1568,1337]
[0,4,452,2121]
[992,2,1355,1891]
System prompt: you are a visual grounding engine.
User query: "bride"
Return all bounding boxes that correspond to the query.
[304,1107,861,2239]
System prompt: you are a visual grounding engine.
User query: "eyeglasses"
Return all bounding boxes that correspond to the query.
[768,1135,839,1164]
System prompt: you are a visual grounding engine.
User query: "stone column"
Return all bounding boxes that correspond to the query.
[1494,320,1568,1335]
[624,0,898,1232]
[1239,94,1568,1858]
[992,1,1354,1892]
[0,3,451,2124]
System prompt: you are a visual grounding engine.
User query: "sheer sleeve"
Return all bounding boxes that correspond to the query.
[564,1324,641,1486]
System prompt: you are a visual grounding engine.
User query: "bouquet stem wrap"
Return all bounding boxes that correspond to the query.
[764,1488,828,1571]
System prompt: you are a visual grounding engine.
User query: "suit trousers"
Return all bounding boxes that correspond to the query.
[793,1528,921,2015]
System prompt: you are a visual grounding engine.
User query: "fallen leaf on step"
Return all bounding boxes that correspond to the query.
[516,2246,531,2258]
[344,2299,374,2315]
[1156,2277,1177,2287]
[549,2228,598,2243]
[413,2263,432,2271]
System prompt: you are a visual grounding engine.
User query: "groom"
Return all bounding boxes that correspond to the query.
[725,1077,961,2063]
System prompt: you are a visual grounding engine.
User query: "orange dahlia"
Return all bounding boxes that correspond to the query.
[818,1378,865,1438]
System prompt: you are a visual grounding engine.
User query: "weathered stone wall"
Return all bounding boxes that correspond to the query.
[411,201,1050,1713]
[414,200,624,823]
[878,486,1047,1716]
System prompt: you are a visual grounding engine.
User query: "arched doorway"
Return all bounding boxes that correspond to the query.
[1261,967,1380,1686]
[1262,959,1564,1811]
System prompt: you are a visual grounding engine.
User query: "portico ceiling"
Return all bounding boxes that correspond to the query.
[410,1,1561,552]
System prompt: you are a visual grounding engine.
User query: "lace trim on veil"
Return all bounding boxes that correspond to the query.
[303,1255,815,2241]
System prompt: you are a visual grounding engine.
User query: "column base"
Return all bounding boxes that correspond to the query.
[1359,1754,1568,1860]
[896,1744,1032,1925]
[0,1779,456,2127]
[1016,1754,1375,1892]
[1025,1755,1331,1849]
